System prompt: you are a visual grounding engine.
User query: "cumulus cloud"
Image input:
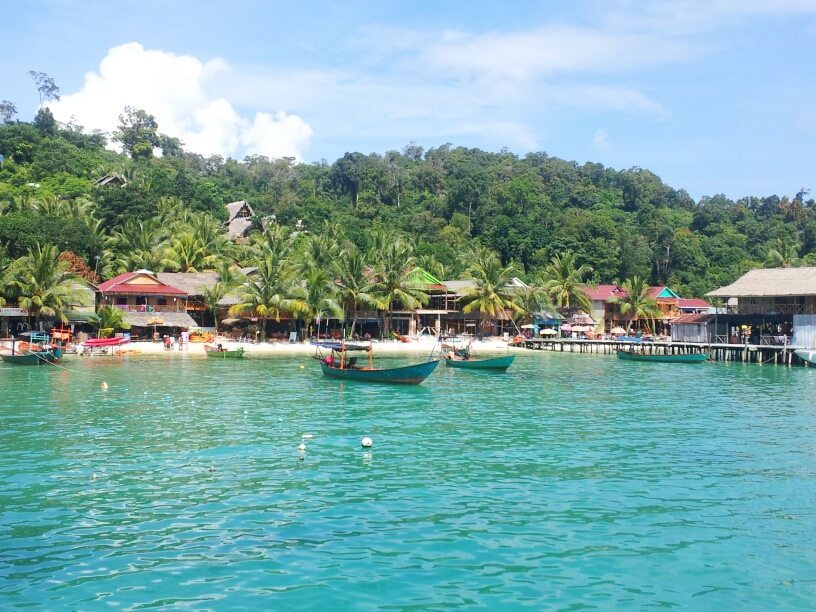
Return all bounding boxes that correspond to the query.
[49,42,312,160]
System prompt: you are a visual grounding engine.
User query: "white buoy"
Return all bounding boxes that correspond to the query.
[91,472,98,480]
[298,443,307,452]
[100,382,108,390]
[361,437,373,448]
[301,434,313,440]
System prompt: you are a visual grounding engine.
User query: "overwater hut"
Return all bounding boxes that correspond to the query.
[708,267,816,347]
[671,313,715,343]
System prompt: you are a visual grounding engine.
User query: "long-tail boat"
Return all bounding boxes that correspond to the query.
[204,344,245,359]
[0,333,62,365]
[318,341,438,384]
[444,353,515,371]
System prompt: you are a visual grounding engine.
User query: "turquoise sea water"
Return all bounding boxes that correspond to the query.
[2,352,816,609]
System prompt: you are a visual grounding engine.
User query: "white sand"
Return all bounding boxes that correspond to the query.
[112,336,513,357]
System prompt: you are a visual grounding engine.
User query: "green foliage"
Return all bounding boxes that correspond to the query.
[2,117,815,305]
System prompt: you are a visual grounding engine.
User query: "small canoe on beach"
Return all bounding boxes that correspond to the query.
[444,354,515,371]
[204,345,245,359]
[617,349,709,363]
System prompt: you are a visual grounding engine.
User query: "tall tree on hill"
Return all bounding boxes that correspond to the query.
[542,251,593,315]
[113,106,160,160]
[28,71,60,105]
[763,239,801,268]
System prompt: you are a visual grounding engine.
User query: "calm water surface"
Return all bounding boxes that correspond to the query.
[2,351,816,609]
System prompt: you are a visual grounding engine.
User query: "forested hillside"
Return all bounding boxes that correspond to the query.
[1,110,814,298]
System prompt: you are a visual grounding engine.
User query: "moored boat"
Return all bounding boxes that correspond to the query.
[204,344,245,358]
[318,341,438,384]
[0,334,62,365]
[794,349,816,365]
[444,354,515,371]
[617,349,709,363]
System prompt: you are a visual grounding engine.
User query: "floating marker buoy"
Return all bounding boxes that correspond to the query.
[298,443,307,452]
[91,472,98,480]
[100,382,108,390]
[208,465,215,472]
[299,365,305,369]
[361,437,373,448]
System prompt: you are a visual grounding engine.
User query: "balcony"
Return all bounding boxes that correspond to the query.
[112,304,185,313]
[724,303,816,315]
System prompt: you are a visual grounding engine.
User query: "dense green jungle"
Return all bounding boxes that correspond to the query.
[0,106,814,303]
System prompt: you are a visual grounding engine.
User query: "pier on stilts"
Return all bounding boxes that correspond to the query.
[519,338,804,366]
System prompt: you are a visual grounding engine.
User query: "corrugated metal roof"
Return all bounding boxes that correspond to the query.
[672,313,715,324]
[98,272,187,295]
[708,267,816,297]
[123,311,198,328]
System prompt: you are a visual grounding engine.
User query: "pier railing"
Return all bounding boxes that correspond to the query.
[725,303,816,315]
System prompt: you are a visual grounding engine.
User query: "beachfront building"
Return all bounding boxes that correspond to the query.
[671,313,715,343]
[708,267,816,347]
[97,270,197,336]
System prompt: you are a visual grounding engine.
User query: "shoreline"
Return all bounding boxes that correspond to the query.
[77,337,515,357]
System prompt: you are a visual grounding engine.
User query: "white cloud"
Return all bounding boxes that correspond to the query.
[48,42,313,160]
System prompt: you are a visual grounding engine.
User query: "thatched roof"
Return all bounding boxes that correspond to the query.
[123,311,198,328]
[707,267,816,298]
[156,272,219,296]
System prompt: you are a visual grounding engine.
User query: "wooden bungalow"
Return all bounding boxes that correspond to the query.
[225,200,255,239]
[707,267,816,347]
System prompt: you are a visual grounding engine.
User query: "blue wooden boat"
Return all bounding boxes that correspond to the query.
[320,358,439,384]
[617,349,708,363]
[444,354,515,371]
[318,341,439,384]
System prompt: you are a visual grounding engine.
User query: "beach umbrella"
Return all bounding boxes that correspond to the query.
[540,328,558,335]
[146,315,165,337]
[611,326,626,335]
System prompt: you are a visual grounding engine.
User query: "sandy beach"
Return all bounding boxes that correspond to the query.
[89,336,515,357]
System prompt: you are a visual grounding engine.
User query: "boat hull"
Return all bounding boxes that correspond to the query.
[204,345,245,358]
[444,355,515,371]
[320,359,439,384]
[617,350,709,363]
[0,349,61,365]
[795,349,816,365]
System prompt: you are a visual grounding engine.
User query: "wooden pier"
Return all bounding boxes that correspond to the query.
[519,338,803,366]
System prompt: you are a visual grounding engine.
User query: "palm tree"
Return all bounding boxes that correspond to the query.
[764,239,801,268]
[7,244,83,326]
[370,238,429,336]
[460,249,522,336]
[229,252,295,342]
[203,262,245,332]
[334,244,377,336]
[542,251,594,315]
[292,268,345,338]
[88,305,131,338]
[615,276,660,333]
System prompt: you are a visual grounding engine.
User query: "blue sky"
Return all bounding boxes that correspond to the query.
[1,0,815,201]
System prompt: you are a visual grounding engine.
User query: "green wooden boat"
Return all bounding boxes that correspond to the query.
[320,358,439,384]
[444,354,515,371]
[617,349,709,363]
[204,345,245,358]
[0,347,61,365]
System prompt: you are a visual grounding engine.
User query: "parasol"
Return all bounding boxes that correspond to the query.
[540,328,558,335]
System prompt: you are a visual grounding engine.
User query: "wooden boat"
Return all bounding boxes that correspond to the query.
[318,341,438,384]
[444,354,515,371]
[204,344,245,358]
[0,334,62,365]
[617,349,709,363]
[794,349,816,365]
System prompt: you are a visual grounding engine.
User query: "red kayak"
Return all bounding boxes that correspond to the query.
[82,337,130,347]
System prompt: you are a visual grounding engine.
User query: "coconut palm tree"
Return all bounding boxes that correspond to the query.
[7,244,83,326]
[334,244,377,336]
[203,262,246,332]
[370,237,429,336]
[291,268,345,338]
[615,276,660,333]
[764,239,801,268]
[542,251,594,315]
[88,305,131,338]
[229,251,295,342]
[460,249,522,335]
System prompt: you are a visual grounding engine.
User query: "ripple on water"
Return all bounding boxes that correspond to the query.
[2,353,816,608]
